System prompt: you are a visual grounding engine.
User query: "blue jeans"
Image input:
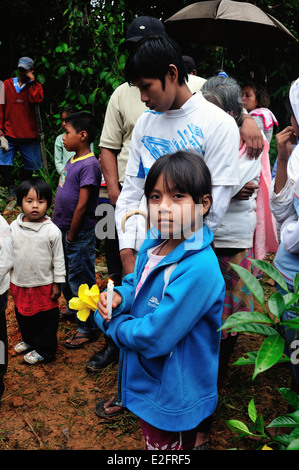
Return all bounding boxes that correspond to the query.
[276,283,299,388]
[61,228,99,336]
[0,139,42,170]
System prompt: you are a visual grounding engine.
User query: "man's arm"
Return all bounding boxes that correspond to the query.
[240,114,264,160]
[27,69,44,104]
[100,147,120,205]
[274,126,297,194]
[269,126,297,224]
[67,186,94,243]
[115,175,146,275]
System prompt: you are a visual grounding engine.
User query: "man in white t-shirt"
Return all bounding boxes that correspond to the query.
[116,34,241,275]
[91,18,207,373]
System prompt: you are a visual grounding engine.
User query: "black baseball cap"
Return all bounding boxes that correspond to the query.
[121,16,166,49]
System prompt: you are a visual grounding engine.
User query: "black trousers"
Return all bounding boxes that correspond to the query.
[15,306,59,361]
[0,292,8,401]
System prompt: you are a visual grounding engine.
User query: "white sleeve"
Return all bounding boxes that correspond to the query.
[0,219,13,283]
[115,175,147,251]
[50,228,66,283]
[269,177,295,224]
[280,214,299,254]
[206,185,234,233]
[203,112,240,186]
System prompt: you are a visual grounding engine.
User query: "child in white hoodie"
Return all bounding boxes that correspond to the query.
[0,214,13,402]
[10,179,65,364]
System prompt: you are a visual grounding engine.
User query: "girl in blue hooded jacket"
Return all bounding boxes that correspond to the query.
[95,151,225,450]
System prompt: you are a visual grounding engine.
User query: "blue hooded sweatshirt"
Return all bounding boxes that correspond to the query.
[94,224,225,432]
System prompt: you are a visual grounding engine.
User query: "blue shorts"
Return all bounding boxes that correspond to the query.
[0,139,42,171]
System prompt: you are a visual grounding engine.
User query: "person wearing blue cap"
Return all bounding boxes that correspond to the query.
[0,57,44,200]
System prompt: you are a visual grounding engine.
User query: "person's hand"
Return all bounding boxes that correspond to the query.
[97,291,122,322]
[26,69,35,81]
[120,248,136,276]
[240,115,264,160]
[51,283,61,301]
[66,234,75,244]
[233,181,259,200]
[276,126,297,161]
[108,188,120,206]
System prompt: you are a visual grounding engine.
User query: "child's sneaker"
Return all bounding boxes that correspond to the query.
[23,350,44,364]
[14,341,31,354]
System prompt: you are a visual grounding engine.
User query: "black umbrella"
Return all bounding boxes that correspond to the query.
[165,0,297,47]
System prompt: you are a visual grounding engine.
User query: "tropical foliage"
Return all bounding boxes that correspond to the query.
[0,0,298,186]
[221,260,299,450]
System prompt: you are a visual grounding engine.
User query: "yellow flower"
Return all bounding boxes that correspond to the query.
[69,284,100,322]
[262,445,272,450]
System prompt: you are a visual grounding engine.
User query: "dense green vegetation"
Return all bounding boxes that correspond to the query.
[0,0,298,188]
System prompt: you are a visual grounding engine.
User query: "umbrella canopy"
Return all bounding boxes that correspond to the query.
[165,0,297,47]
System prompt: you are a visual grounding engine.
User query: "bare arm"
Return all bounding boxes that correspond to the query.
[274,126,297,194]
[100,147,120,205]
[67,186,94,242]
[240,114,264,160]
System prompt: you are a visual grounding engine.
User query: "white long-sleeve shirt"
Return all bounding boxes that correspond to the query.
[116,92,240,251]
[270,177,299,284]
[0,215,13,295]
[10,214,66,288]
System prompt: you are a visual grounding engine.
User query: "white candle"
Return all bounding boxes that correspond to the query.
[106,279,114,320]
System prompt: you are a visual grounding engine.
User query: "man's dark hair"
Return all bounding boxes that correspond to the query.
[17,178,53,209]
[61,106,78,116]
[125,36,188,89]
[65,111,98,143]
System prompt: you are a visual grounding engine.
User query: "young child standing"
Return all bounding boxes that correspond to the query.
[0,214,13,401]
[95,151,225,450]
[10,179,65,364]
[54,106,78,175]
[52,112,102,348]
[54,106,95,176]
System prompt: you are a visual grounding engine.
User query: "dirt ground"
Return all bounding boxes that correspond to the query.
[0,206,292,452]
[0,265,292,453]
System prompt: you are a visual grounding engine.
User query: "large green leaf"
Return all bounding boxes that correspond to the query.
[250,259,289,292]
[248,398,257,423]
[255,414,265,435]
[229,263,265,308]
[268,415,299,429]
[233,351,258,365]
[283,292,299,308]
[268,291,286,319]
[253,333,285,380]
[234,350,290,366]
[225,419,257,436]
[219,311,275,331]
[230,323,277,336]
[282,317,299,332]
[287,438,299,450]
[277,388,299,410]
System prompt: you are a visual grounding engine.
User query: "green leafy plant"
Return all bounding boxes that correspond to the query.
[220,259,299,449]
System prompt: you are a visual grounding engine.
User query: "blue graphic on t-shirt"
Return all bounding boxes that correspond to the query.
[136,158,146,178]
[141,124,205,161]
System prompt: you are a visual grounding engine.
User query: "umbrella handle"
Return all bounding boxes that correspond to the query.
[121,210,149,233]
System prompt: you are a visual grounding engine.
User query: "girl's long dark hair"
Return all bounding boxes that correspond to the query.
[145,151,212,210]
